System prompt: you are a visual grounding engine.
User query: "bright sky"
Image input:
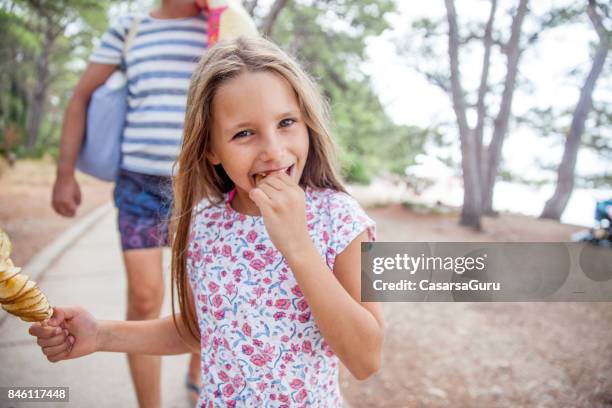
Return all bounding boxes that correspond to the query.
[363,0,611,182]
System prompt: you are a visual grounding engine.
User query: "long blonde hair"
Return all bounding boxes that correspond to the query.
[171,36,346,342]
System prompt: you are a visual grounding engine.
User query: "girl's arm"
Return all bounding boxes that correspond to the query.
[284,231,384,381]
[251,174,384,380]
[29,306,199,362]
[98,314,199,355]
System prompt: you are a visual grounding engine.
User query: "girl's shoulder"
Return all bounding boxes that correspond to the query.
[193,196,225,219]
[308,187,363,215]
[307,187,376,241]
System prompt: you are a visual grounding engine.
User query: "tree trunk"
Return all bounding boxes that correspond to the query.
[541,1,609,220]
[445,0,482,230]
[474,0,497,189]
[481,0,528,215]
[261,0,289,37]
[244,0,258,17]
[25,28,53,150]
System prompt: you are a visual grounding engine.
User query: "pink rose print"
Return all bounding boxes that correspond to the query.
[298,312,310,323]
[281,335,290,343]
[295,388,308,403]
[233,269,242,279]
[250,259,265,271]
[222,384,234,398]
[290,378,304,390]
[291,285,304,297]
[253,286,265,298]
[302,341,312,353]
[263,277,272,285]
[273,311,286,320]
[214,310,225,320]
[208,282,220,293]
[243,250,255,260]
[224,283,236,295]
[297,298,308,311]
[219,371,230,382]
[262,248,276,264]
[242,323,251,337]
[253,339,263,347]
[322,340,334,357]
[323,230,330,244]
[275,299,291,310]
[232,375,244,388]
[211,211,221,220]
[246,230,257,243]
[250,354,266,367]
[255,243,266,251]
[212,294,223,308]
[237,213,246,222]
[223,221,233,230]
[291,343,300,353]
[222,245,232,257]
[278,394,289,403]
[242,344,254,355]
[257,382,267,392]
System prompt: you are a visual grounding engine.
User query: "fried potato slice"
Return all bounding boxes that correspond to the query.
[0,228,53,322]
[255,173,267,185]
[1,292,45,312]
[0,265,21,283]
[0,229,11,261]
[0,274,29,301]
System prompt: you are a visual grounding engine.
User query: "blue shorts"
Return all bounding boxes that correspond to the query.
[113,169,173,251]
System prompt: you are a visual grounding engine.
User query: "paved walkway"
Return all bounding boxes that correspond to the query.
[0,208,193,408]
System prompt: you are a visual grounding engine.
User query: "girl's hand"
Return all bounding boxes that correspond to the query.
[28,306,99,362]
[249,172,311,255]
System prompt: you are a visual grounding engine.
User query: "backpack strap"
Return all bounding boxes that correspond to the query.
[122,16,142,64]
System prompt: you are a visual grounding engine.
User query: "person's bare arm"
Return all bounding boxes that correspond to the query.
[29,307,200,362]
[98,314,199,355]
[52,63,117,217]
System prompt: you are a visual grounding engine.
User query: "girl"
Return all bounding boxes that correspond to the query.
[30,36,384,407]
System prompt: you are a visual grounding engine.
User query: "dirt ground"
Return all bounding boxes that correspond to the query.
[0,158,113,266]
[1,160,610,407]
[340,205,612,408]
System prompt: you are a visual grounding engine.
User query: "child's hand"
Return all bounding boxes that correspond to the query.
[28,306,99,362]
[249,172,311,255]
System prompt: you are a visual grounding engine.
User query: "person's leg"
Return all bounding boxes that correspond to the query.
[123,247,165,408]
[114,170,169,408]
[186,352,201,405]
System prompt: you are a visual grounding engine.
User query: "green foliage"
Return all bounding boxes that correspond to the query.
[270,0,428,183]
[0,0,114,156]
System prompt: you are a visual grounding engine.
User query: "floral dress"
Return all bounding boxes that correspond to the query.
[186,186,375,407]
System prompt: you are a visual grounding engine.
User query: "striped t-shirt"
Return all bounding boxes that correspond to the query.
[90,13,208,176]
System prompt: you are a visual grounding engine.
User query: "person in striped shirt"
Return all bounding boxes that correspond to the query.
[51,1,209,406]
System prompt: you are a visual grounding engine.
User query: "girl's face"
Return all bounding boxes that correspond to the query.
[208,70,310,214]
